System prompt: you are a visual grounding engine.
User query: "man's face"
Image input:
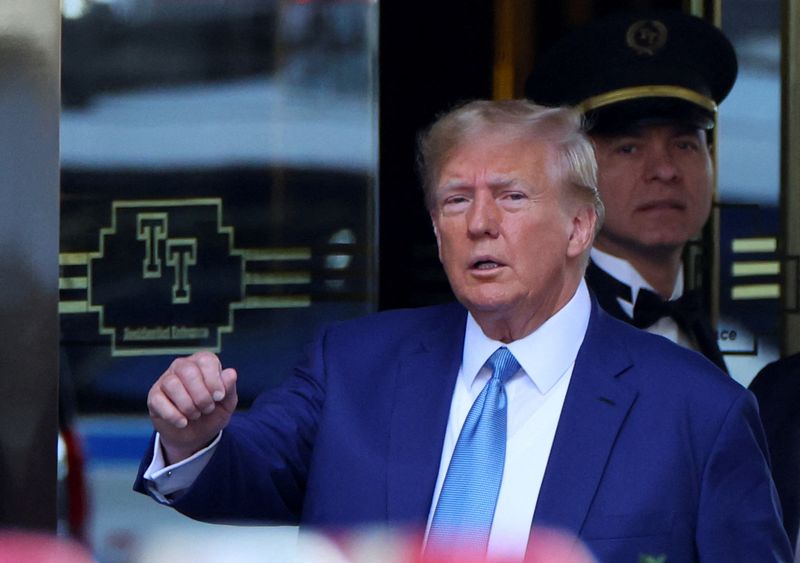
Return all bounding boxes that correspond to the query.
[591,123,713,258]
[430,132,593,329]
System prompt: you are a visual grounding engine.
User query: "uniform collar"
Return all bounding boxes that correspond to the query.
[590,247,683,303]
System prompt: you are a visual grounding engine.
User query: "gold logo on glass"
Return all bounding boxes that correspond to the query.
[59,198,311,356]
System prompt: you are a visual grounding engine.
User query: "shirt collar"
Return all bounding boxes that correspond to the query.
[462,280,592,395]
[590,247,683,302]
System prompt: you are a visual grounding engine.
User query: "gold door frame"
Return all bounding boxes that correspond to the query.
[781,0,800,355]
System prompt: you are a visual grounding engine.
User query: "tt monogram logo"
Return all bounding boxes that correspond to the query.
[165,238,197,304]
[59,198,316,357]
[136,212,198,304]
[137,213,168,279]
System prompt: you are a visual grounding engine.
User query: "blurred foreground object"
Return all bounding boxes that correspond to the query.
[0,530,93,563]
[134,525,596,562]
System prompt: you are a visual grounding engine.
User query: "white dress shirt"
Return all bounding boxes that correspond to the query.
[425,280,591,561]
[590,247,694,350]
[145,281,592,561]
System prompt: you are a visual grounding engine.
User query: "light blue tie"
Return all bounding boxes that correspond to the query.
[426,347,521,556]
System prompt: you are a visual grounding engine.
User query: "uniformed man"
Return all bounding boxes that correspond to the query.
[526,10,735,372]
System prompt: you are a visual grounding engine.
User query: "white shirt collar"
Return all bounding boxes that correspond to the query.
[462,280,592,395]
[590,247,683,302]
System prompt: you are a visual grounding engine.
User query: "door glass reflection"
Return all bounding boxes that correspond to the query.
[716,0,781,386]
[59,1,378,558]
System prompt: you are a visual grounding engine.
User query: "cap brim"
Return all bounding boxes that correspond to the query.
[586,97,715,134]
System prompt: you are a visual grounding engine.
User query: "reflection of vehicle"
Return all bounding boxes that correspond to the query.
[61,0,375,106]
[61,0,279,106]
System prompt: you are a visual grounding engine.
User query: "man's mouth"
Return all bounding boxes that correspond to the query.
[471,259,503,270]
[638,199,685,212]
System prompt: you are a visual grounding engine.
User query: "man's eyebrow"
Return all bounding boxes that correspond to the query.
[486,176,517,188]
[437,176,520,192]
[438,178,472,191]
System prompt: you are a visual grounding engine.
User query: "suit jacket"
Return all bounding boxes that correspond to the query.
[749,353,800,550]
[135,299,790,562]
[585,261,729,373]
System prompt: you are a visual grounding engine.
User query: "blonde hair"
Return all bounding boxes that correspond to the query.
[417,99,604,233]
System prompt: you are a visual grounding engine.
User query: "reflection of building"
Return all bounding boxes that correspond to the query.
[60,0,379,416]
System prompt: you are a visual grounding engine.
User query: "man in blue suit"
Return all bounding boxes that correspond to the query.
[136,100,790,561]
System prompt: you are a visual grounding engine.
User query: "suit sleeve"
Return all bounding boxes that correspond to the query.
[133,325,330,525]
[695,390,793,561]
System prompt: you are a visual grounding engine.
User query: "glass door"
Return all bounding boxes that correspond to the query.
[714,0,783,386]
[60,1,378,557]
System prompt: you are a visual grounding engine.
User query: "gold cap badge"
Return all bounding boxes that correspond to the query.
[625,19,668,56]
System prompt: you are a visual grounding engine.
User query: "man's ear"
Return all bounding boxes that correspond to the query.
[566,204,596,259]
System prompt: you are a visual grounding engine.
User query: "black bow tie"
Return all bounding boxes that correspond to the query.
[585,261,728,373]
[632,288,703,331]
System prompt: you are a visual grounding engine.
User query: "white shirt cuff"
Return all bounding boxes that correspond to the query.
[142,431,221,503]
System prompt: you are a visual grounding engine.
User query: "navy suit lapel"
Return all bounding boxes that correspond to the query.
[387,304,467,527]
[532,301,638,537]
[587,260,728,373]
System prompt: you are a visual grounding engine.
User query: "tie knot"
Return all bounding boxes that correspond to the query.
[487,347,520,384]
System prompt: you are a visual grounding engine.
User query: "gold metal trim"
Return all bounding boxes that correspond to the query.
[492,0,533,99]
[576,85,717,114]
[782,0,800,354]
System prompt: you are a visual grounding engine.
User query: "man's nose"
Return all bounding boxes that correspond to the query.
[467,192,500,237]
[644,145,680,183]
